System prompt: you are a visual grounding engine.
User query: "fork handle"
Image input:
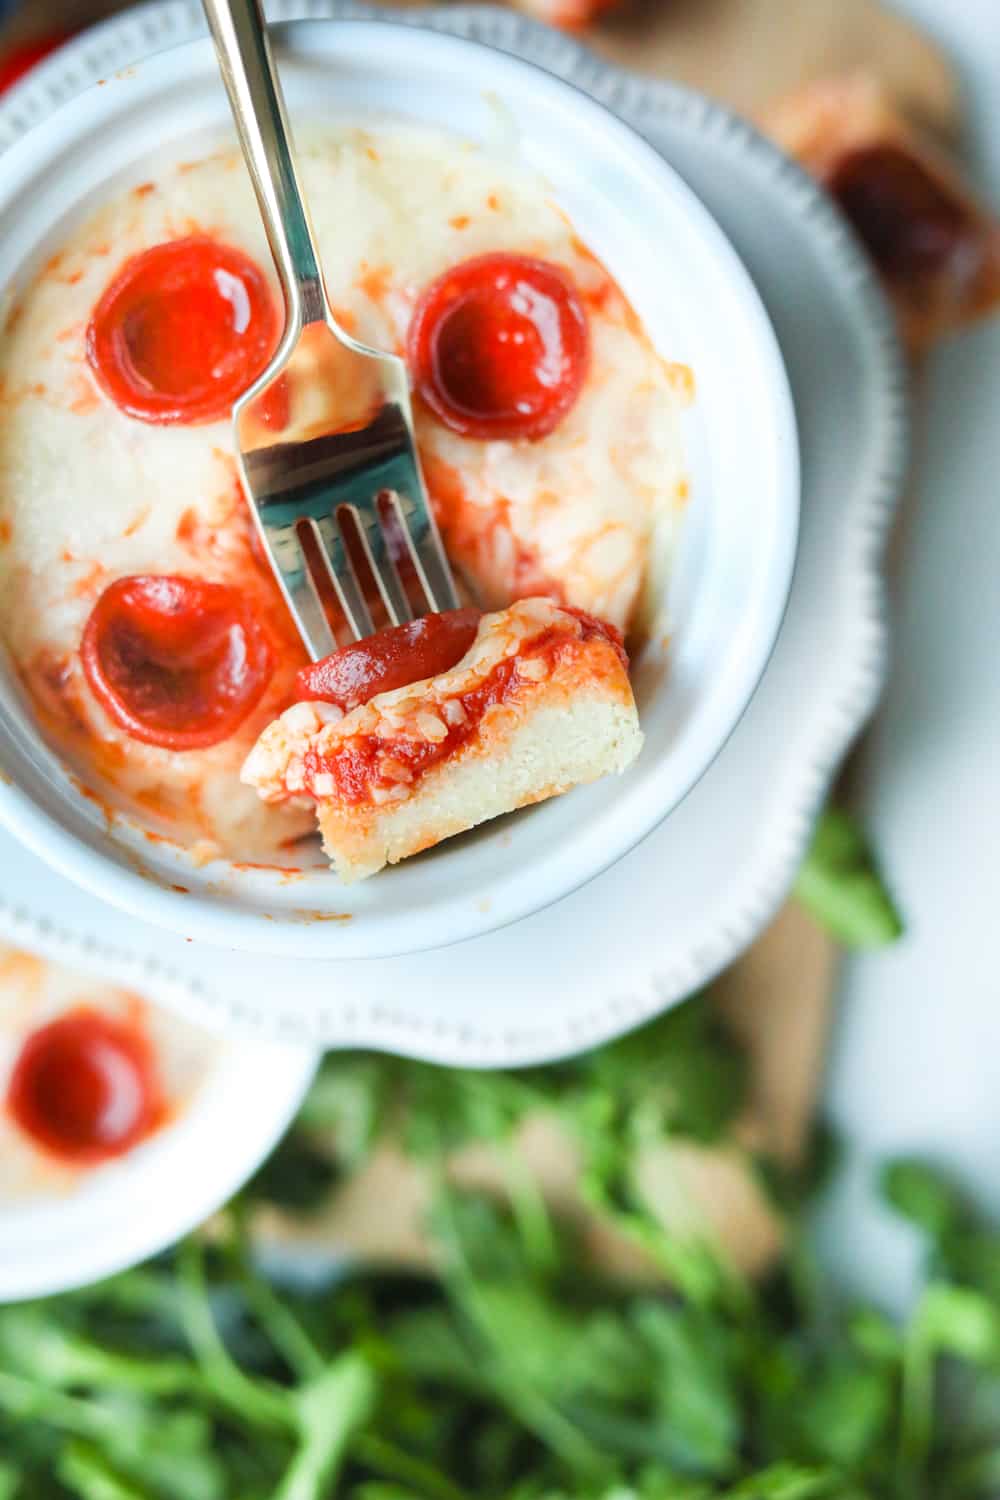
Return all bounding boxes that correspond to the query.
[202,0,326,327]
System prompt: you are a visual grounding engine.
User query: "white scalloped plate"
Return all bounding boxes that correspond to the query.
[0,2,908,1064]
[0,8,799,958]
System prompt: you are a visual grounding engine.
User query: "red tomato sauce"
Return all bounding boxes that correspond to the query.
[561,606,628,669]
[407,253,589,441]
[251,372,292,433]
[81,574,273,751]
[87,237,280,425]
[301,609,624,806]
[6,1008,166,1166]
[294,608,482,711]
[0,34,71,94]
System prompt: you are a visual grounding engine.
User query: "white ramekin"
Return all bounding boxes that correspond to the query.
[0,14,799,958]
[0,928,315,1301]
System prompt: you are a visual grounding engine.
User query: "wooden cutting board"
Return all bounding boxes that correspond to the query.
[0,0,953,1272]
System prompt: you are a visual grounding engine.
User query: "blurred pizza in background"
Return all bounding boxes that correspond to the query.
[508,0,621,26]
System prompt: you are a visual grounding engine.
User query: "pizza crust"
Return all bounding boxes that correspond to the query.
[243,599,643,881]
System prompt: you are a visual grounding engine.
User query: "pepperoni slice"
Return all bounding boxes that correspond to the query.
[82,575,273,750]
[827,143,972,283]
[6,1008,165,1166]
[87,237,280,425]
[294,608,481,711]
[408,253,589,441]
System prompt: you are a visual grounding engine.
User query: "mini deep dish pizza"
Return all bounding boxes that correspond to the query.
[243,600,642,883]
[0,946,216,1201]
[0,123,688,872]
[763,74,1000,352]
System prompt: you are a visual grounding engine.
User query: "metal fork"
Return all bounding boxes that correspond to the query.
[202,0,459,660]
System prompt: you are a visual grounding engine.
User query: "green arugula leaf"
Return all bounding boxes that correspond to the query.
[296,1057,393,1165]
[792,1362,894,1468]
[351,1486,426,1500]
[881,1160,965,1242]
[794,810,903,948]
[7,921,1000,1500]
[58,1443,148,1500]
[721,1465,861,1499]
[632,1302,741,1474]
[913,1284,1000,1365]
[275,1355,376,1500]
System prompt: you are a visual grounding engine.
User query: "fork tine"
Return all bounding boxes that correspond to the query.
[389,451,460,612]
[381,489,434,616]
[387,481,460,614]
[377,489,427,618]
[237,343,460,649]
[341,502,413,628]
[313,513,375,641]
[258,520,338,661]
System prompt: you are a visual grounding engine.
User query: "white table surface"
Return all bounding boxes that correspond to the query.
[818,0,1000,1308]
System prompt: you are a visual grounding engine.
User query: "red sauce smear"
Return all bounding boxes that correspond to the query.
[81,575,273,750]
[87,237,280,425]
[827,143,975,284]
[6,1008,165,1166]
[408,253,589,441]
[303,608,623,806]
[294,608,481,711]
[251,372,292,433]
[0,33,71,94]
